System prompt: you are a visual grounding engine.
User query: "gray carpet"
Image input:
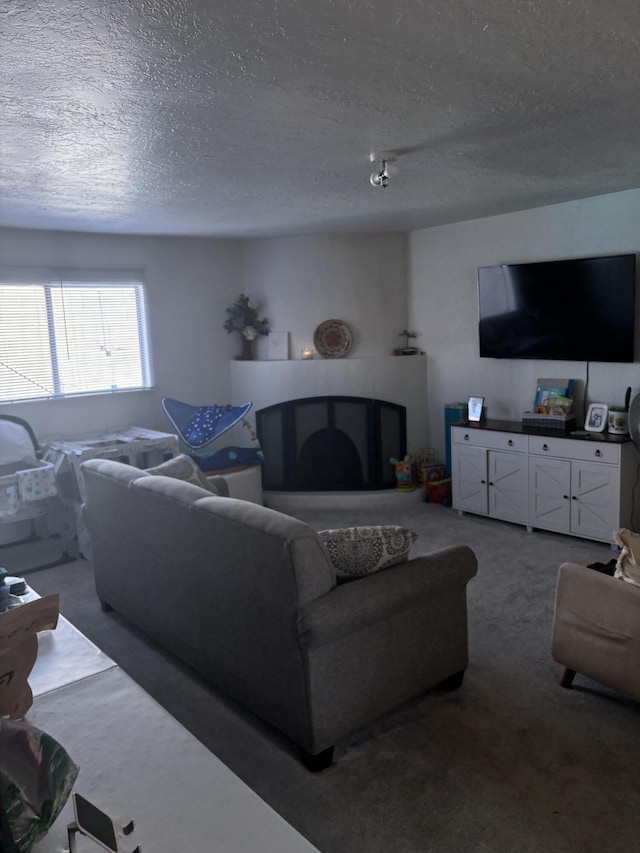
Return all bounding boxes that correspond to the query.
[25,501,640,853]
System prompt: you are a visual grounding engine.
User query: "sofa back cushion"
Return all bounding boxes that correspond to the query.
[130,473,336,604]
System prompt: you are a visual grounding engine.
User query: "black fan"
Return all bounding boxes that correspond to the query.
[626,387,640,450]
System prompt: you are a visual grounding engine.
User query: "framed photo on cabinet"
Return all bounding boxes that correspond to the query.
[584,402,608,432]
[467,396,484,422]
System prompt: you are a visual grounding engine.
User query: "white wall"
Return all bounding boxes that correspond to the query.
[409,188,640,462]
[235,232,423,455]
[7,188,640,465]
[0,229,410,447]
[0,227,243,439]
[242,234,408,360]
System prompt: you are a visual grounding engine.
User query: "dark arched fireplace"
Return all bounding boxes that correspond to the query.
[256,396,406,491]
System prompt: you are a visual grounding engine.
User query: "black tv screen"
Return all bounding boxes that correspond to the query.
[478,254,636,362]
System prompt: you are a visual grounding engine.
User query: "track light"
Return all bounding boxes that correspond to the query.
[369,152,397,188]
[370,160,390,188]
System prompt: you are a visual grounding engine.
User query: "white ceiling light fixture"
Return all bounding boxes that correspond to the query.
[369,152,397,188]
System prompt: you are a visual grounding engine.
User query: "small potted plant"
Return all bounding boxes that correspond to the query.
[223,294,270,360]
[399,330,419,355]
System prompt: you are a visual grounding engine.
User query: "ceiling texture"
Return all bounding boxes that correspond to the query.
[2,0,640,238]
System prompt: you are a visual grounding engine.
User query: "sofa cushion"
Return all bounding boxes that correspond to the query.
[318,525,417,581]
[614,528,640,587]
[146,454,220,494]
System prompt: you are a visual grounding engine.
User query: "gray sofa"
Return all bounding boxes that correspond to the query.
[82,458,478,768]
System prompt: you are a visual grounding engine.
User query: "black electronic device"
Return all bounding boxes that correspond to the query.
[68,793,140,853]
[478,253,636,362]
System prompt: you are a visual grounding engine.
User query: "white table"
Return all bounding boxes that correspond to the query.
[29,618,116,699]
[42,426,179,557]
[20,589,116,699]
[23,608,320,852]
[42,427,180,504]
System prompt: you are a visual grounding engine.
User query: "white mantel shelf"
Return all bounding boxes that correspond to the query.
[230,355,428,453]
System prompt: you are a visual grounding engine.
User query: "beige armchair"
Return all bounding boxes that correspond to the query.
[552,562,640,701]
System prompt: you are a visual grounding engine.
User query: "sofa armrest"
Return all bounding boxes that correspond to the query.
[553,562,640,647]
[297,545,477,649]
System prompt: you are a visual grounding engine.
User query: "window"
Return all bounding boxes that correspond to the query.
[0,275,153,402]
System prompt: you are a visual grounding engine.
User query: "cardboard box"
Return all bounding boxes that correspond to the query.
[0,595,59,718]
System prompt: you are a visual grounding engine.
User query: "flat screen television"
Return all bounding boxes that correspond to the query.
[478,254,636,362]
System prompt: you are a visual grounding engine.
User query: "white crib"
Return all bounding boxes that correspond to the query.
[0,416,58,545]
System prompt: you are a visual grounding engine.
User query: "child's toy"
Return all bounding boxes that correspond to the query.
[425,477,452,505]
[413,448,445,487]
[390,455,415,492]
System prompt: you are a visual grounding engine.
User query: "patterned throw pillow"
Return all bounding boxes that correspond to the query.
[319,525,417,581]
[614,528,640,587]
[146,454,220,494]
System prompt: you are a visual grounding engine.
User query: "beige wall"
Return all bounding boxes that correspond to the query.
[409,188,640,462]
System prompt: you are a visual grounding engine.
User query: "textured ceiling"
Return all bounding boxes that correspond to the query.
[2,0,640,237]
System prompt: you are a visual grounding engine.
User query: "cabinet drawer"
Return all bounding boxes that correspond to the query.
[528,435,619,464]
[452,428,527,453]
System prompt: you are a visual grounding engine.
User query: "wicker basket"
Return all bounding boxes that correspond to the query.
[522,412,576,430]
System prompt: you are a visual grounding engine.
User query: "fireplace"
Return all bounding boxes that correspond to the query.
[256,396,406,491]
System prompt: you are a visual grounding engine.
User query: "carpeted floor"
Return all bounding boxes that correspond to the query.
[24,501,640,853]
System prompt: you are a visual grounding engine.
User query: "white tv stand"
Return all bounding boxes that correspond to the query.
[451,420,640,545]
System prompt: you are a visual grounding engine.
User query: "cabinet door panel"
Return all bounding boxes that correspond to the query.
[488,451,528,523]
[529,457,571,533]
[570,462,617,541]
[452,445,488,514]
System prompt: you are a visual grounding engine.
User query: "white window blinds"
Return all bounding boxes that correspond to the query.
[0,277,152,402]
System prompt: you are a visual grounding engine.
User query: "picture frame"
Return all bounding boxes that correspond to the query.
[467,396,484,423]
[266,331,289,360]
[584,402,608,433]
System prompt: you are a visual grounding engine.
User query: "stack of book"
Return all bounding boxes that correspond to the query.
[522,379,576,430]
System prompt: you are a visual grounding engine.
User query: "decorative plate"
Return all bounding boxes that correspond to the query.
[313,319,353,359]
